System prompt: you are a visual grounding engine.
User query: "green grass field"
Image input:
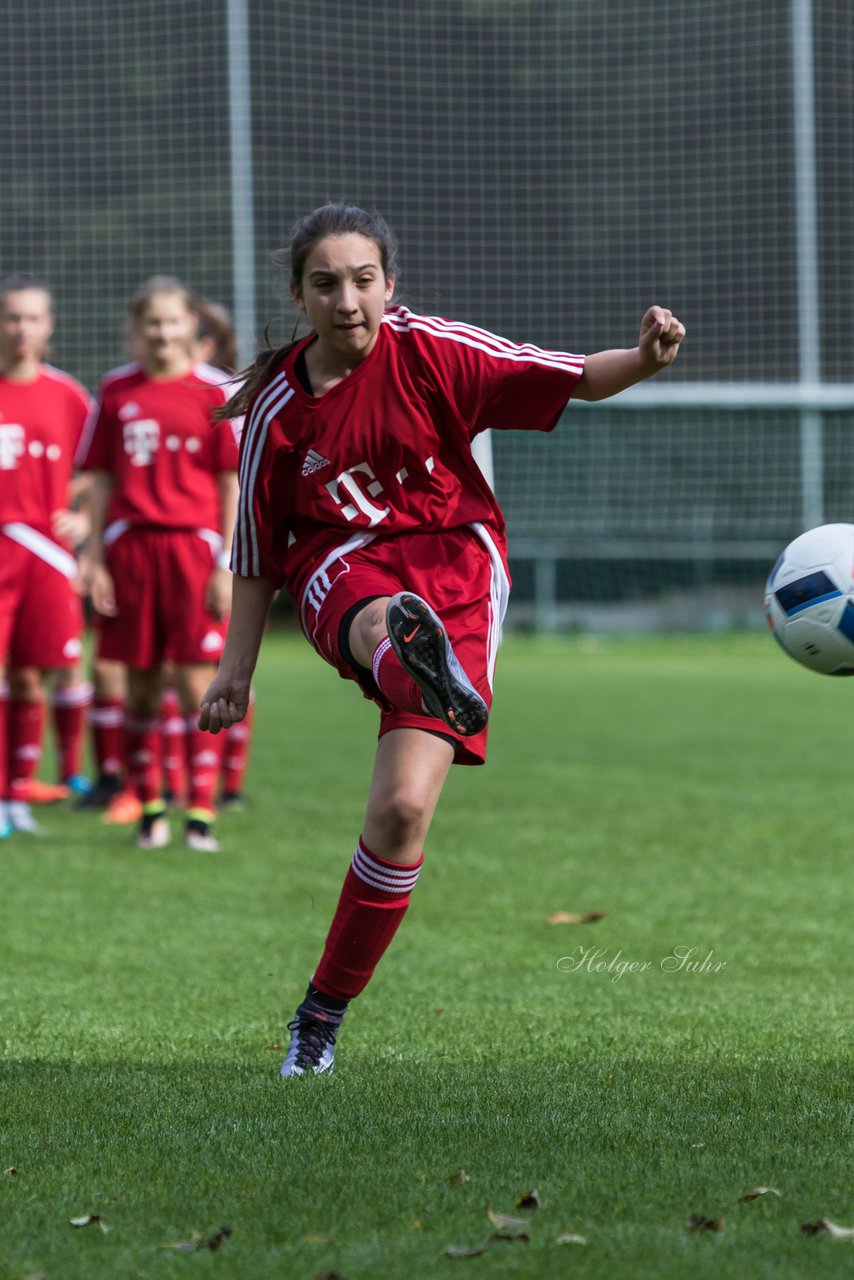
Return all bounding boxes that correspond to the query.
[2,631,853,1279]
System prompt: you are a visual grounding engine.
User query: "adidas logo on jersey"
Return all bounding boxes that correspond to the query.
[301,448,331,476]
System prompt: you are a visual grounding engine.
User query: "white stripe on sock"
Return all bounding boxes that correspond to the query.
[371,636,393,689]
[352,842,422,893]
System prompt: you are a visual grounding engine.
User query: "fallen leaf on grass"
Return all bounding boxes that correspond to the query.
[555,1231,587,1245]
[443,1239,493,1259]
[4,1166,18,1176]
[486,1205,527,1231]
[515,1188,542,1209]
[69,1214,108,1233]
[740,1186,782,1201]
[303,1234,330,1244]
[162,1236,202,1253]
[548,911,607,926]
[444,1231,530,1258]
[447,1168,471,1184]
[205,1226,233,1252]
[265,1043,285,1052]
[687,1214,725,1233]
[162,1225,234,1252]
[801,1218,854,1240]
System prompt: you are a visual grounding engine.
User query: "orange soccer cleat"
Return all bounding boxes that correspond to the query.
[12,778,70,805]
[101,791,143,825]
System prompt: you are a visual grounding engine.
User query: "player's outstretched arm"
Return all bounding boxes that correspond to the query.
[199,573,276,733]
[574,306,685,402]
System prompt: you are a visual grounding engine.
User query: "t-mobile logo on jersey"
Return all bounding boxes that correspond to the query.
[0,423,25,470]
[325,462,390,526]
[123,419,160,467]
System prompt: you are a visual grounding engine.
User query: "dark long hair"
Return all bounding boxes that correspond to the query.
[217,203,398,419]
[193,295,238,373]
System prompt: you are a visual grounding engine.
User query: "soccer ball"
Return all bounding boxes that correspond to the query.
[765,523,854,675]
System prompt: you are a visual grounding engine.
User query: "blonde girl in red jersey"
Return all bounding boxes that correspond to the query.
[79,277,239,851]
[200,204,685,1076]
[0,275,93,837]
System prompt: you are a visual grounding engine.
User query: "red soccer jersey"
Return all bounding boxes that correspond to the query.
[0,365,93,535]
[77,363,239,535]
[233,306,584,602]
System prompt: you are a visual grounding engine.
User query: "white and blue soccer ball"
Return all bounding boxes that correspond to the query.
[765,523,854,675]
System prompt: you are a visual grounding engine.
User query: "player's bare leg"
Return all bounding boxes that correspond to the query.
[362,726,453,862]
[281,728,453,1077]
[173,662,224,852]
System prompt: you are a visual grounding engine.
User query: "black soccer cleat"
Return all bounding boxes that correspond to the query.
[73,773,124,810]
[386,592,488,737]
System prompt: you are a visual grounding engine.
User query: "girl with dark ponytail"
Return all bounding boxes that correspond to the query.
[201,201,685,1077]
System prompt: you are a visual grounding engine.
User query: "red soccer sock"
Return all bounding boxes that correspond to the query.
[311,837,424,1001]
[160,687,186,799]
[371,637,425,714]
[184,715,224,817]
[125,715,162,806]
[222,696,255,796]
[51,681,93,781]
[8,698,45,798]
[0,684,8,800]
[90,697,126,779]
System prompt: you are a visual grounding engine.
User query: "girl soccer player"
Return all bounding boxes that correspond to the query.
[78,277,239,851]
[199,203,685,1075]
[0,274,93,837]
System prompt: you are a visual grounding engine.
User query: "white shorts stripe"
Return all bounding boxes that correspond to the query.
[469,522,510,688]
[298,531,378,637]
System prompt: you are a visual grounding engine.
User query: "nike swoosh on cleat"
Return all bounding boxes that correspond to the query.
[403,626,421,643]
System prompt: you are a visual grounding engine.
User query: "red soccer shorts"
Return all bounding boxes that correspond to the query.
[97,527,227,668]
[0,532,83,668]
[299,524,510,765]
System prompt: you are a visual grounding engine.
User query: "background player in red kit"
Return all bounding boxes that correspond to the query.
[158,295,255,811]
[199,203,685,1076]
[0,275,93,837]
[78,277,239,851]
